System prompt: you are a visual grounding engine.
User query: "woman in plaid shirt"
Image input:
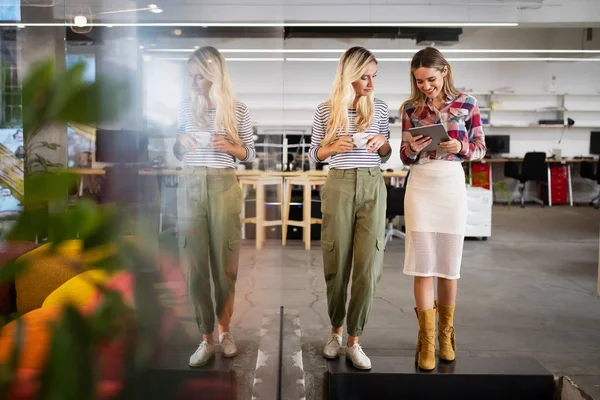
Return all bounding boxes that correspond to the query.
[399,47,486,371]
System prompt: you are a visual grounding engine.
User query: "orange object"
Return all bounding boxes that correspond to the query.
[0,306,62,369]
[471,163,491,190]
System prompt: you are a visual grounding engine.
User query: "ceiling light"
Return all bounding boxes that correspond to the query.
[150,8,163,14]
[148,48,600,55]
[153,55,599,63]
[139,45,145,49]
[73,15,87,27]
[148,4,158,8]
[285,57,600,62]
[173,28,182,36]
[156,57,284,62]
[16,25,25,29]
[446,57,600,62]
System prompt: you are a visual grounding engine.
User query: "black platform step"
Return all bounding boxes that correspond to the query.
[137,345,236,400]
[328,356,554,400]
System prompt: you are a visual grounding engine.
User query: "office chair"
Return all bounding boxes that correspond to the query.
[503,152,549,208]
[384,173,407,248]
[580,159,600,209]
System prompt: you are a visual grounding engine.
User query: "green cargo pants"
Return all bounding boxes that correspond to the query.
[320,167,387,337]
[177,167,242,335]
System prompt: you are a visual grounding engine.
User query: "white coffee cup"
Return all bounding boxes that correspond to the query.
[193,131,212,148]
[553,148,562,159]
[352,132,369,149]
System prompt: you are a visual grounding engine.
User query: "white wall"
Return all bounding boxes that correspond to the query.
[145,28,600,167]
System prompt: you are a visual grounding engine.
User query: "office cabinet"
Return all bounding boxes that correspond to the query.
[550,165,569,205]
[465,186,492,240]
[471,163,491,190]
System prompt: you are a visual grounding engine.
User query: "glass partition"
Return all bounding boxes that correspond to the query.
[1,1,600,399]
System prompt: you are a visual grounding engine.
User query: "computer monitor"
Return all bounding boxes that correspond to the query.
[95,129,148,164]
[590,131,600,155]
[485,135,510,155]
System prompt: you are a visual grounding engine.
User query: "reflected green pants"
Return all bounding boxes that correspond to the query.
[321,167,387,337]
[178,167,242,335]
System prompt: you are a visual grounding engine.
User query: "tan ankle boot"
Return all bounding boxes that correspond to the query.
[414,307,436,371]
[436,300,456,362]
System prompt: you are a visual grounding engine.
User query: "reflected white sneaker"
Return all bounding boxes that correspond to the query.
[323,333,342,359]
[189,341,215,367]
[346,343,371,370]
[219,332,238,358]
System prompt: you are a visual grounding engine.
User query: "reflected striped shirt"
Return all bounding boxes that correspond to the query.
[175,99,256,168]
[309,98,391,169]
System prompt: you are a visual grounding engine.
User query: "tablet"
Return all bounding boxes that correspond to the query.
[409,124,451,153]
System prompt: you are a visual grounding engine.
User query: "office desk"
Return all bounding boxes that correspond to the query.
[474,158,590,164]
[467,158,596,207]
[71,168,408,239]
[71,168,408,205]
[72,168,408,178]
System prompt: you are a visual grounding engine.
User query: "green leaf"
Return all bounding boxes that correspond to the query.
[44,143,61,150]
[87,254,125,274]
[81,205,124,250]
[47,162,65,169]
[39,306,94,400]
[22,172,78,206]
[55,79,129,124]
[0,259,30,284]
[22,59,55,140]
[6,206,49,242]
[47,62,87,119]
[88,289,129,341]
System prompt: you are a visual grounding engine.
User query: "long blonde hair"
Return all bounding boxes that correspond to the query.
[322,46,377,146]
[189,46,242,145]
[401,47,462,113]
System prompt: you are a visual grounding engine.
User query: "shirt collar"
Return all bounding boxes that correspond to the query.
[424,94,456,109]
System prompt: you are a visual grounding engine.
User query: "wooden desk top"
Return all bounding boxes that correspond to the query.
[71,168,409,178]
[472,158,595,164]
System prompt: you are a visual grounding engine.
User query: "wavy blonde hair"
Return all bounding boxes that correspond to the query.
[401,46,462,113]
[189,46,242,146]
[322,46,377,146]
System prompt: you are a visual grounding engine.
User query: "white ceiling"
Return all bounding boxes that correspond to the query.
[20,0,600,26]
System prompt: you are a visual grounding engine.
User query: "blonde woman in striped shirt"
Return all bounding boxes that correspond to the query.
[309,46,392,370]
[174,46,255,367]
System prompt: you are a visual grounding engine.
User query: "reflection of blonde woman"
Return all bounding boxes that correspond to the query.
[174,46,255,367]
[400,47,486,371]
[309,46,391,370]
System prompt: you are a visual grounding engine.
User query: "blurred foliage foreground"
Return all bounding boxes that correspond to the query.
[0,59,180,399]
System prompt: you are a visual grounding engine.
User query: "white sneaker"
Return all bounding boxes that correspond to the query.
[219,332,238,358]
[323,333,343,359]
[346,343,371,370]
[189,341,215,367]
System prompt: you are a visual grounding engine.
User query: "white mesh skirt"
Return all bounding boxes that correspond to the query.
[403,160,467,280]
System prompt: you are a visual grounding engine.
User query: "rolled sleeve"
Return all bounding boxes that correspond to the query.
[237,104,256,163]
[309,104,328,163]
[461,101,487,161]
[400,105,419,165]
[378,102,392,163]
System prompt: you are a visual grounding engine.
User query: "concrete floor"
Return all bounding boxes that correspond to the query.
[171,205,600,399]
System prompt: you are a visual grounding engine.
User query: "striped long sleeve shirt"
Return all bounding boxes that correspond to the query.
[400,93,486,165]
[174,99,256,168]
[309,98,392,169]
